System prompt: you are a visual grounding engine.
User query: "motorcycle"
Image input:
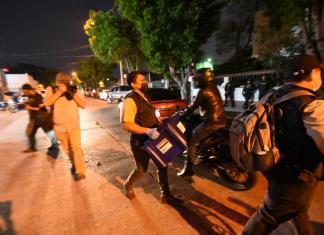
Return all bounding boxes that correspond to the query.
[180,112,256,191]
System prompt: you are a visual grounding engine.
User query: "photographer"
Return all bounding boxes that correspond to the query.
[21,83,59,153]
[43,72,86,181]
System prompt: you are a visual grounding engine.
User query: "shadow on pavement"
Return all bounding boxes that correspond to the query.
[0,201,16,235]
[227,197,256,216]
[87,145,245,234]
[312,221,324,235]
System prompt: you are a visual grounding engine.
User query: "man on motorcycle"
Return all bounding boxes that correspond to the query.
[178,68,227,176]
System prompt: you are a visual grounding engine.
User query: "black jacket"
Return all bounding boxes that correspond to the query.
[186,82,226,125]
[266,85,322,181]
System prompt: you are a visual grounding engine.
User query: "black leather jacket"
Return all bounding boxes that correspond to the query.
[186,82,226,125]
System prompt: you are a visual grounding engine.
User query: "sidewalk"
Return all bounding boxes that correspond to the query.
[0,110,198,235]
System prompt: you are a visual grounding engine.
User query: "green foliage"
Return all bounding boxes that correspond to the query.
[77,58,116,88]
[264,0,308,28]
[84,10,144,69]
[116,0,222,75]
[261,1,320,59]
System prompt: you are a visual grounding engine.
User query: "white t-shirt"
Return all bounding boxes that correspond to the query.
[303,99,324,155]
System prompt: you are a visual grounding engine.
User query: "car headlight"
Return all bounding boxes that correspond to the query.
[155,109,161,118]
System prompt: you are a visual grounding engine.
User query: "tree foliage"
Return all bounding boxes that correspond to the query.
[115,0,223,98]
[263,0,324,61]
[77,58,116,89]
[84,10,144,72]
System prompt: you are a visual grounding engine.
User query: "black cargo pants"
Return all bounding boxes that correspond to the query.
[243,171,318,235]
[125,139,169,193]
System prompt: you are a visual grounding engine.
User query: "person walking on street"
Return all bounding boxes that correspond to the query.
[224,80,235,107]
[243,54,324,235]
[43,72,86,181]
[242,80,255,109]
[121,71,181,204]
[21,83,59,153]
[257,75,269,100]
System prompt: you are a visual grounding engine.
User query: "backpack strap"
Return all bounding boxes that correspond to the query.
[273,90,316,105]
[260,88,316,152]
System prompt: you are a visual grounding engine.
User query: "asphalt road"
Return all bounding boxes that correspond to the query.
[1,97,323,234]
[83,97,324,235]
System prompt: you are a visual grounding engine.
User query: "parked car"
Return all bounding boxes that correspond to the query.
[147,88,189,118]
[107,85,131,103]
[99,89,109,100]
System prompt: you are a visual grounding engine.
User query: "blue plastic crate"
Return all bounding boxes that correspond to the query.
[143,114,187,167]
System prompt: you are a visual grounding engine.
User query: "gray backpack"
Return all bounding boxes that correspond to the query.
[229,89,316,172]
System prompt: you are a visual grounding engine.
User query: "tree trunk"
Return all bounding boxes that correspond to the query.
[119,60,124,85]
[313,0,324,61]
[168,65,190,101]
[124,59,130,73]
[301,22,318,56]
[125,53,134,72]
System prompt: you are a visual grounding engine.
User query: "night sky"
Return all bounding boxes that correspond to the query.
[0,0,114,70]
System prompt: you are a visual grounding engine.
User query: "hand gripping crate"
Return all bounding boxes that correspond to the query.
[143,114,187,167]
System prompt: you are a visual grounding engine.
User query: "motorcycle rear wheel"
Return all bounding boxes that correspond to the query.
[217,163,256,191]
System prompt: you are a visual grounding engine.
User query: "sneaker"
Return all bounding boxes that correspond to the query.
[74,173,86,181]
[124,182,135,199]
[47,144,59,151]
[22,148,37,153]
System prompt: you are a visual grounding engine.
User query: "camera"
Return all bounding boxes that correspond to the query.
[62,83,77,94]
[67,85,77,93]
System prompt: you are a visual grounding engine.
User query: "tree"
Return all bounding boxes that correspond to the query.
[116,0,223,99]
[84,10,145,73]
[77,58,116,89]
[263,0,324,62]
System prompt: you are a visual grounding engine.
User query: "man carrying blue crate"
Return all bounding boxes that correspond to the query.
[120,71,182,204]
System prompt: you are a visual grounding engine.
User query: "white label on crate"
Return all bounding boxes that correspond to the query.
[156,138,173,154]
[176,121,186,133]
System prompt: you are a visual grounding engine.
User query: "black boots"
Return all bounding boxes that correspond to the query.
[124,182,135,199]
[160,186,183,204]
[177,158,194,177]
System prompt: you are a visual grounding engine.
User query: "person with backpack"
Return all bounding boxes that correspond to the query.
[177,68,227,177]
[43,72,86,181]
[21,83,59,154]
[243,54,324,235]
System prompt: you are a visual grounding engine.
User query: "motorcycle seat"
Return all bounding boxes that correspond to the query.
[200,127,229,148]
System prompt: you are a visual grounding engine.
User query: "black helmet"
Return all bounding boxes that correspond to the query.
[194,68,215,88]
